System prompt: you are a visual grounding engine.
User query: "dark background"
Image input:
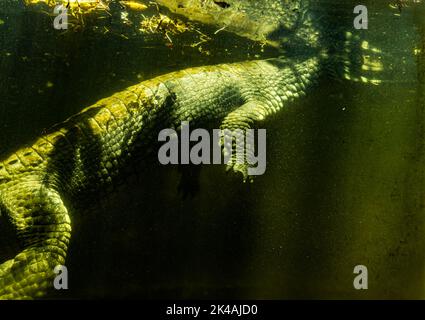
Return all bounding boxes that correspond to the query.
[0,0,424,299]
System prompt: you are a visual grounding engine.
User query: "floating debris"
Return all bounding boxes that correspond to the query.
[119,1,148,11]
[139,12,211,50]
[139,13,192,43]
[23,0,111,30]
[140,14,190,36]
[24,0,109,10]
[120,11,131,26]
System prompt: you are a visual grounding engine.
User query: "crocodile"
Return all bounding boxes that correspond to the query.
[0,0,372,299]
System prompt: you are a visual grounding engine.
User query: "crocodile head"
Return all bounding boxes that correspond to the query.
[156,0,306,46]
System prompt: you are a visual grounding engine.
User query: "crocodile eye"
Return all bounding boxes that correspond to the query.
[213,1,230,9]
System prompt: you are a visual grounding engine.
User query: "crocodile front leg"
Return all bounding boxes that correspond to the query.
[219,57,320,180]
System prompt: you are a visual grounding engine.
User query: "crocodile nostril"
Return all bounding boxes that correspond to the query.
[213,1,230,9]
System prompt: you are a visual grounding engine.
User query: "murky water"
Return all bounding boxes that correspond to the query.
[0,0,424,299]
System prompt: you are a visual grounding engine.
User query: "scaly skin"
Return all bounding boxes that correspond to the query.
[0,0,323,298]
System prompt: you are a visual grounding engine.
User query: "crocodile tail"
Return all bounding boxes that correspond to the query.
[0,181,71,299]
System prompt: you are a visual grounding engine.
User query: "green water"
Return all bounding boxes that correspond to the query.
[0,0,424,299]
